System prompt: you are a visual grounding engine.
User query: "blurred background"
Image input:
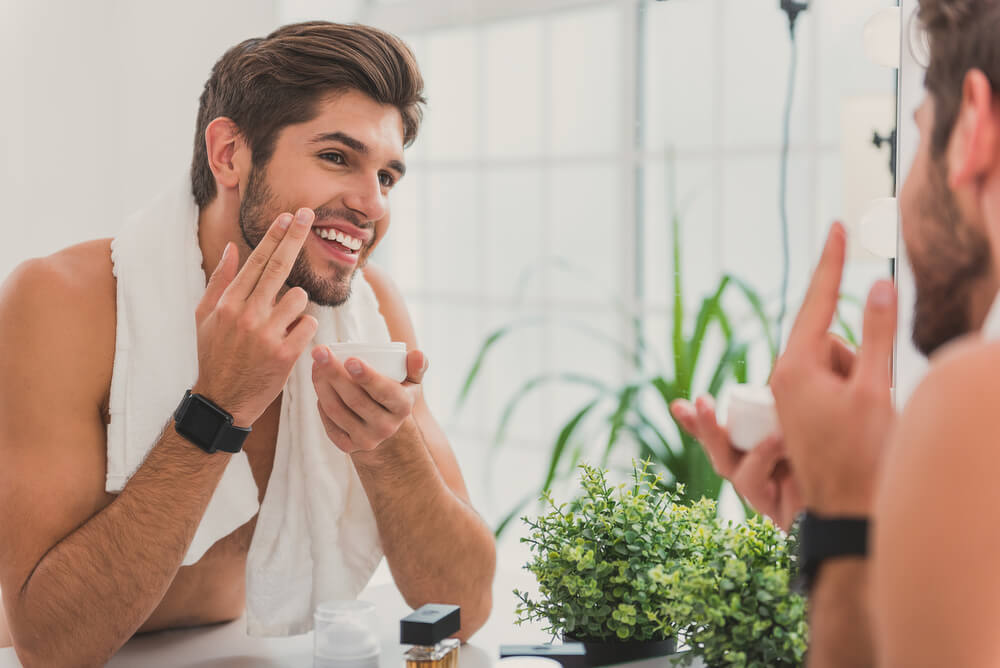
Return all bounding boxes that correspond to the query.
[0,0,899,563]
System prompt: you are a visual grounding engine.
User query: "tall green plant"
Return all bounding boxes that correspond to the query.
[457,213,777,535]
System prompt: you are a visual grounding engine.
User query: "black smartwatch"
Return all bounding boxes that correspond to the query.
[173,390,251,454]
[795,512,869,594]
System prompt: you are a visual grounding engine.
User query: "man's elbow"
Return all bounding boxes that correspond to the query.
[457,547,496,641]
[11,617,113,668]
[455,587,492,642]
[15,638,111,668]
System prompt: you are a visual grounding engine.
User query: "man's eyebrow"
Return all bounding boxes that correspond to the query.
[309,131,368,154]
[309,131,406,176]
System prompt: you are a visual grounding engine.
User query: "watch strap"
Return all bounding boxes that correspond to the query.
[173,390,251,454]
[795,512,869,594]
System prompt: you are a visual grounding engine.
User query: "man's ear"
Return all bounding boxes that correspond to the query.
[947,69,1000,189]
[204,117,250,195]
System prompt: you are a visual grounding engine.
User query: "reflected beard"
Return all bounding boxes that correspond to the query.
[910,161,990,356]
[238,165,355,308]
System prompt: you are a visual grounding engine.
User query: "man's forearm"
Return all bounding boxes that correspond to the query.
[807,559,875,668]
[13,424,230,667]
[352,420,496,638]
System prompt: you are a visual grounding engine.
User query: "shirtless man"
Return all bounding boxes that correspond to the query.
[0,22,496,666]
[673,0,1000,665]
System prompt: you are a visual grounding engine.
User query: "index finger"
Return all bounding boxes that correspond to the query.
[233,208,315,303]
[224,211,294,302]
[786,222,847,347]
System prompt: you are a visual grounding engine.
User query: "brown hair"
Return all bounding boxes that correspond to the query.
[191,21,425,208]
[918,0,1000,156]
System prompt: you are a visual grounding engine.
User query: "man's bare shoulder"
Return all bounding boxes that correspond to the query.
[0,240,117,413]
[872,335,1000,664]
[362,262,417,347]
[883,335,1000,487]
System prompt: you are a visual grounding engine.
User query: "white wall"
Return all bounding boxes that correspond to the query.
[0,0,278,279]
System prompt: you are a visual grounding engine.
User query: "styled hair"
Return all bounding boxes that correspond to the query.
[918,0,1000,156]
[190,21,425,208]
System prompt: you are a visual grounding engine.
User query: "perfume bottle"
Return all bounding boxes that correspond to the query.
[400,604,461,668]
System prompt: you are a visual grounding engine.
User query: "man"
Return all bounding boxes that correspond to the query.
[673,0,1000,665]
[0,22,496,666]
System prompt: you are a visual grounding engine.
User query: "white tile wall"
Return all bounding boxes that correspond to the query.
[424,28,482,160]
[482,166,547,299]
[547,5,623,156]
[644,0,717,152]
[549,163,623,301]
[484,19,545,159]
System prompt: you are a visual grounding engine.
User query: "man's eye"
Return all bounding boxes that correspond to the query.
[379,172,396,188]
[320,152,345,165]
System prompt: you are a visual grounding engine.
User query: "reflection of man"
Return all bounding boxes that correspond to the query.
[673,1,1000,664]
[0,22,495,665]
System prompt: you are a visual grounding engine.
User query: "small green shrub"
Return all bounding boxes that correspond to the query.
[514,461,716,643]
[515,461,808,667]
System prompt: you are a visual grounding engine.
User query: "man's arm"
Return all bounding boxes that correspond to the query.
[316,264,496,640]
[0,254,232,667]
[0,210,318,666]
[808,561,873,668]
[872,341,1000,666]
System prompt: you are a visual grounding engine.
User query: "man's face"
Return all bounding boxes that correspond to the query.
[238,90,406,307]
[899,96,991,355]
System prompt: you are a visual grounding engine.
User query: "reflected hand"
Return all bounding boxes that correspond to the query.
[671,395,803,531]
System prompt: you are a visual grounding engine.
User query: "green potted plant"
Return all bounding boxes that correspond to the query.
[515,461,808,667]
[514,461,717,666]
[659,514,808,667]
[458,213,777,535]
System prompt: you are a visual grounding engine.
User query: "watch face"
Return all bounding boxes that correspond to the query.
[177,396,227,449]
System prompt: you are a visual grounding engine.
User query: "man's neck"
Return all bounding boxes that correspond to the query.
[197,195,244,285]
[968,273,1000,334]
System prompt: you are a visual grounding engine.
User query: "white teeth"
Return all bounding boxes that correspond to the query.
[312,228,362,252]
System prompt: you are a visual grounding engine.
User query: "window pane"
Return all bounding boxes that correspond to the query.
[485,18,544,158]
[548,5,622,156]
[426,169,482,295]
[483,166,546,299]
[424,27,481,160]
[720,0,813,147]
[641,157,719,308]
[644,0,716,151]
[549,163,622,302]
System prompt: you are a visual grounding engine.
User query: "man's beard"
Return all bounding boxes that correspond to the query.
[238,165,366,307]
[910,160,991,356]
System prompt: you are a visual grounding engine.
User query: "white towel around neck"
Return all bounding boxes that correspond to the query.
[106,180,385,636]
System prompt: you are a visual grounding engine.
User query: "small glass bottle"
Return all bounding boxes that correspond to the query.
[400,604,461,668]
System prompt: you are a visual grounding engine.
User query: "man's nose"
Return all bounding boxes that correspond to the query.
[343,172,388,223]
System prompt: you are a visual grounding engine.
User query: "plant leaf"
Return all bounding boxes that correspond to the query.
[601,385,640,468]
[708,340,750,397]
[490,372,610,457]
[541,397,604,493]
[727,274,778,363]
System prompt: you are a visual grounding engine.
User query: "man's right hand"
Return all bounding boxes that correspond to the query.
[193,208,319,427]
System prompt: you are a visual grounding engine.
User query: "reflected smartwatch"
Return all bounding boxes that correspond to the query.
[795,512,869,594]
[173,390,252,454]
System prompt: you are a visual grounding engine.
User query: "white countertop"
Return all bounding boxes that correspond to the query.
[0,569,698,667]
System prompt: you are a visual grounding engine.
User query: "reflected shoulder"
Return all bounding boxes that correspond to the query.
[362,262,418,348]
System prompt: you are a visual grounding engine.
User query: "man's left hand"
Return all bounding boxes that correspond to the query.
[312,346,428,454]
[770,222,898,517]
